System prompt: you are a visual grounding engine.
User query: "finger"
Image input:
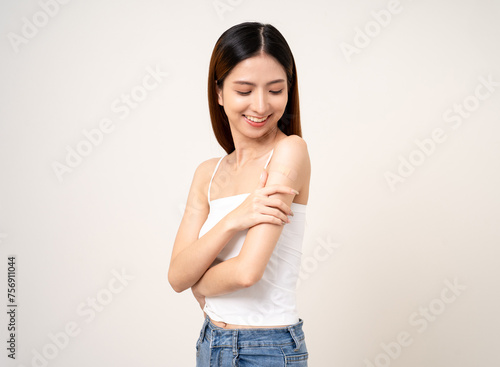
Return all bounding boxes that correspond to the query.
[259,169,268,187]
[261,184,299,196]
[267,198,292,216]
[258,213,288,226]
[258,205,291,223]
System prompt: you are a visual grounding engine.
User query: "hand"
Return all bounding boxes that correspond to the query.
[191,281,206,311]
[225,169,298,232]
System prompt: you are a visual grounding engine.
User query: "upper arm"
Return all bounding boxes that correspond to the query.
[237,135,311,285]
[169,158,213,265]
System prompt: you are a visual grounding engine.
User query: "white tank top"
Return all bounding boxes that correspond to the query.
[198,149,308,326]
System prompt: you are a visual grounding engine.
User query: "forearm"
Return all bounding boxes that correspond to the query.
[194,256,249,297]
[169,217,236,292]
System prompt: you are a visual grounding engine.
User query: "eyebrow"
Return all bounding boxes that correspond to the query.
[232,79,285,86]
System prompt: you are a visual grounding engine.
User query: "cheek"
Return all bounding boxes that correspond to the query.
[275,95,288,110]
[224,96,248,113]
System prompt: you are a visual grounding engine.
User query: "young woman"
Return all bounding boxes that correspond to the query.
[168,21,311,366]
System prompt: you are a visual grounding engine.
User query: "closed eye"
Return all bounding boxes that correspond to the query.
[236,89,283,95]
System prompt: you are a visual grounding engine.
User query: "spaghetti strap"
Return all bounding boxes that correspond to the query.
[264,149,274,169]
[208,155,226,203]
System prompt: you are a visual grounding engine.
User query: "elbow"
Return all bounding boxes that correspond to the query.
[169,280,186,294]
[237,258,264,288]
[168,278,182,293]
[238,267,262,288]
[170,283,184,293]
[238,277,255,289]
[168,270,186,293]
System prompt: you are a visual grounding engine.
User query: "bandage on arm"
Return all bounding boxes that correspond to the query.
[266,163,299,182]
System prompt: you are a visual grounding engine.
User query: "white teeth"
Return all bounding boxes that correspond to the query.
[245,115,268,123]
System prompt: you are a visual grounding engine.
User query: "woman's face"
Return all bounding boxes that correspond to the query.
[216,52,288,139]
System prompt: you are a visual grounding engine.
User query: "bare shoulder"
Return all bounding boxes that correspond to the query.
[276,134,308,147]
[196,156,222,177]
[274,134,310,167]
[268,135,311,200]
[189,156,224,205]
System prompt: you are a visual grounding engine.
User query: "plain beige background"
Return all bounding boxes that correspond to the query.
[0,0,499,366]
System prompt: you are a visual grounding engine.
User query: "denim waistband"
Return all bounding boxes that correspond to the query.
[198,315,305,351]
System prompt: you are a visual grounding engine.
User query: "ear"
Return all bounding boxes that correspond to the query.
[215,81,223,106]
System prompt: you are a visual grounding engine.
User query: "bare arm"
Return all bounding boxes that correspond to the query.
[193,136,310,297]
[168,159,237,293]
[192,256,248,297]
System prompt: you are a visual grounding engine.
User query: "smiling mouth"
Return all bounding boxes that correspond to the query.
[244,114,270,123]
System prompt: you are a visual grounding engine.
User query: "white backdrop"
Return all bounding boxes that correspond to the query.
[1,0,499,366]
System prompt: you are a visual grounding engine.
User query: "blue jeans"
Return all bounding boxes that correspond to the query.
[195,315,309,366]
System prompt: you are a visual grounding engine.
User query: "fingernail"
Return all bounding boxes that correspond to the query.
[289,210,294,216]
[282,220,286,225]
[291,189,299,195]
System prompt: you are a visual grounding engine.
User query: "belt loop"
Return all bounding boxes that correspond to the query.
[287,325,301,351]
[199,315,209,344]
[232,329,239,366]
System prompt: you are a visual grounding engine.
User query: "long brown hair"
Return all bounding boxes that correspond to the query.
[207,22,302,154]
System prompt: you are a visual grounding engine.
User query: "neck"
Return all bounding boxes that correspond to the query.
[230,127,285,169]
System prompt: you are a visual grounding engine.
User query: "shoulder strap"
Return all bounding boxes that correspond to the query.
[264,149,274,169]
[208,155,226,203]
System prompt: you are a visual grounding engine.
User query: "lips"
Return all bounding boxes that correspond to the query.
[244,114,269,123]
[243,114,271,127]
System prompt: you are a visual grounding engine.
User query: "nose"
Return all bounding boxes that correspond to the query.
[251,88,268,116]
